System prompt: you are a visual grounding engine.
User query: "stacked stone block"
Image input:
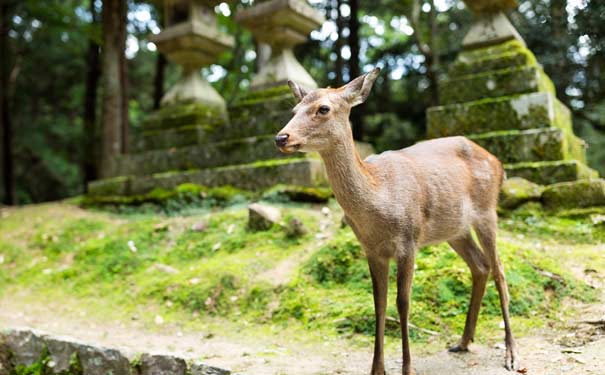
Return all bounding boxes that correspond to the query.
[88,90,327,196]
[427,39,600,189]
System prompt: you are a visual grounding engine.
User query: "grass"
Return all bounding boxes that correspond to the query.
[0,197,603,357]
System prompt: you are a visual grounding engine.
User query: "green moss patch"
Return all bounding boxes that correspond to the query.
[427,92,555,138]
[440,66,551,105]
[504,160,597,185]
[542,179,605,211]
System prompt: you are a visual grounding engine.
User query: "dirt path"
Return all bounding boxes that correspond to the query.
[1,297,604,375]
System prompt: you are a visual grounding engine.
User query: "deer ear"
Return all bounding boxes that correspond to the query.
[288,80,308,102]
[342,67,381,107]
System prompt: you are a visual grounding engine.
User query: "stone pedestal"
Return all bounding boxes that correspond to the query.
[426,0,603,211]
[150,0,234,110]
[235,0,325,90]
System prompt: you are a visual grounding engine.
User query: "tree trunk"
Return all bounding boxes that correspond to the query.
[0,1,15,205]
[153,53,166,110]
[334,0,344,86]
[83,0,101,190]
[348,0,363,140]
[100,0,126,177]
[120,48,129,154]
[427,0,439,105]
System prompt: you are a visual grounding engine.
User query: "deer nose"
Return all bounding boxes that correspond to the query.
[275,134,289,147]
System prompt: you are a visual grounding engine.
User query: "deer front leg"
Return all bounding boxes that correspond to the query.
[368,256,389,375]
[396,252,416,375]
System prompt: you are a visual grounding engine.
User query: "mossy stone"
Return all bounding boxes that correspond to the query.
[89,158,328,196]
[440,66,554,105]
[504,160,597,185]
[88,176,132,196]
[450,40,538,77]
[427,92,556,138]
[499,177,544,209]
[113,136,304,177]
[141,101,226,132]
[542,179,605,210]
[469,128,586,164]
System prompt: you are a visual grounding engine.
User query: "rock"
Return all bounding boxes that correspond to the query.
[285,217,307,237]
[0,333,14,375]
[4,328,46,367]
[140,354,187,375]
[191,222,208,232]
[542,179,605,210]
[247,203,281,231]
[189,362,230,375]
[77,344,130,375]
[45,336,81,374]
[499,177,544,209]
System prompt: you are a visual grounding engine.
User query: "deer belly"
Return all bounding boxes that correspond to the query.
[419,198,473,246]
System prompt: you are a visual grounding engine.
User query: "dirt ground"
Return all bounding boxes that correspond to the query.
[1,296,604,375]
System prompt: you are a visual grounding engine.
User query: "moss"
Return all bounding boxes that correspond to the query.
[542,179,605,210]
[427,92,554,138]
[13,347,50,375]
[450,40,538,77]
[233,85,293,105]
[440,66,543,105]
[81,183,251,211]
[499,177,544,209]
[87,176,131,196]
[504,160,596,185]
[141,102,226,132]
[114,135,302,178]
[262,184,333,203]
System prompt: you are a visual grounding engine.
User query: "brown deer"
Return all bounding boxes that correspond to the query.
[275,68,519,374]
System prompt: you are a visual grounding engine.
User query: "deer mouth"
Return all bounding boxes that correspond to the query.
[279,144,301,153]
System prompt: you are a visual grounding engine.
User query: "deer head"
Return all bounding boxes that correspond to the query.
[275,67,381,154]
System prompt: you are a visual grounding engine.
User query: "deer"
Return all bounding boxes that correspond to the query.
[274,67,519,375]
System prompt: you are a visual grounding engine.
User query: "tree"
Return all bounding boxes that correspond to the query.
[83,0,101,189]
[100,0,127,177]
[348,0,363,140]
[0,0,16,205]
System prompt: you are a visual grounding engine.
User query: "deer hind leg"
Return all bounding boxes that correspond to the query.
[368,256,389,375]
[396,252,416,375]
[474,212,520,371]
[447,232,489,352]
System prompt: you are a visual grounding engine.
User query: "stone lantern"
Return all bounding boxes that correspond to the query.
[461,0,524,49]
[150,0,234,112]
[235,0,325,90]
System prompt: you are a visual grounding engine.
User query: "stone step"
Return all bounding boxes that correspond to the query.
[141,102,226,132]
[469,128,586,164]
[112,136,301,177]
[134,124,222,152]
[427,92,573,138]
[89,158,327,196]
[226,86,296,139]
[542,179,605,210]
[504,160,598,186]
[132,87,297,152]
[450,39,538,77]
[439,66,555,105]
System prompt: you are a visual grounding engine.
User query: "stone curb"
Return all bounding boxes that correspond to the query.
[0,327,231,375]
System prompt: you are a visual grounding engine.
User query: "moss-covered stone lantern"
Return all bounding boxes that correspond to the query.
[150,0,234,111]
[235,0,325,90]
[424,0,605,212]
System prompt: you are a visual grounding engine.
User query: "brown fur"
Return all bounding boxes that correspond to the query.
[278,68,519,375]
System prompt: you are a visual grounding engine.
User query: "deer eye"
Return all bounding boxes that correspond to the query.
[317,105,330,115]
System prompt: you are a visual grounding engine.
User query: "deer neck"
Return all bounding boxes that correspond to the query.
[319,134,377,216]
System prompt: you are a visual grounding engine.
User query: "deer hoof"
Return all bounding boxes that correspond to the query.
[505,346,520,371]
[448,343,469,353]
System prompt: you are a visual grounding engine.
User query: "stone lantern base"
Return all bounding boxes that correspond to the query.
[427,38,604,211]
